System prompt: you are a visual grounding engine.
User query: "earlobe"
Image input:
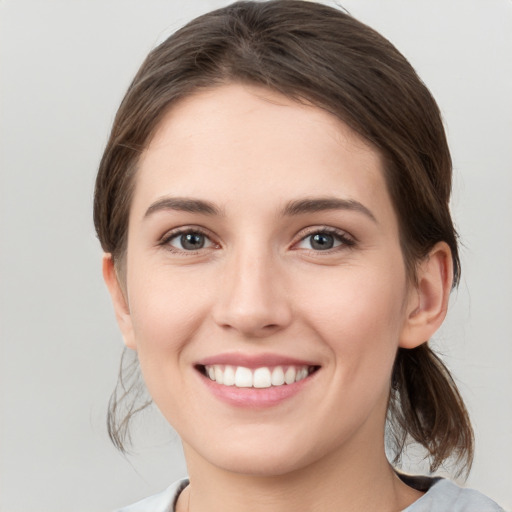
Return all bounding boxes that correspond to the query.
[102,254,137,350]
[399,242,453,349]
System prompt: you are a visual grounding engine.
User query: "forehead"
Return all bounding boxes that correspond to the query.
[132,83,393,222]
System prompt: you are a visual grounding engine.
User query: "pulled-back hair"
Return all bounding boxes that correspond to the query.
[94,0,473,474]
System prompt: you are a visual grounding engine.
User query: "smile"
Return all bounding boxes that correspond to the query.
[201,364,317,388]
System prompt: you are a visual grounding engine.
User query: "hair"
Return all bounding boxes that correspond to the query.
[94,0,473,474]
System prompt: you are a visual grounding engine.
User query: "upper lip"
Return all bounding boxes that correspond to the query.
[196,352,319,369]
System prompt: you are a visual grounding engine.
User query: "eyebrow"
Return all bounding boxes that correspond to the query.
[282,197,377,222]
[143,195,376,223]
[144,197,222,218]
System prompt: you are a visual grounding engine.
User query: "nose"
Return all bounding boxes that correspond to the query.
[212,248,293,338]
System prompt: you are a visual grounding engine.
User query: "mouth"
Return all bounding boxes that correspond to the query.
[196,364,320,389]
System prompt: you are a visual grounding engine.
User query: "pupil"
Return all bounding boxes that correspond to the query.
[311,233,334,250]
[181,233,204,250]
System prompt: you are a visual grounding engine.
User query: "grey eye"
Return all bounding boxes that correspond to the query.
[309,233,335,250]
[296,230,352,251]
[181,233,205,250]
[168,231,213,251]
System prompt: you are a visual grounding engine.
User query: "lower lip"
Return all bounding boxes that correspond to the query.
[198,371,317,408]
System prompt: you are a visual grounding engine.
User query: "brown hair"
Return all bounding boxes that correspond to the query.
[94,0,473,473]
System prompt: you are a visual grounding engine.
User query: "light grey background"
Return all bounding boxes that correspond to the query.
[0,1,511,511]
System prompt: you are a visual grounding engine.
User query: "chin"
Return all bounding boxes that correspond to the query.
[213,451,310,477]
[189,433,328,478]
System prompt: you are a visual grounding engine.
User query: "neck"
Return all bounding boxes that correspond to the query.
[178,427,422,512]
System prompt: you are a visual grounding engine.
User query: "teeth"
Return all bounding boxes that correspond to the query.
[204,365,312,388]
[271,366,285,386]
[284,366,296,384]
[214,366,224,385]
[223,365,236,386]
[235,366,253,388]
[296,367,308,382]
[253,367,272,388]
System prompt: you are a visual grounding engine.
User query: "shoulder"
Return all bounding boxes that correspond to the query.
[115,479,189,512]
[113,476,505,512]
[403,477,505,512]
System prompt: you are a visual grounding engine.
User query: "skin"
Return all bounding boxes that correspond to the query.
[104,83,453,512]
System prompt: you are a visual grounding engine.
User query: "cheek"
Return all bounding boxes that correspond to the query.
[299,262,408,374]
[125,267,212,399]
[126,281,210,427]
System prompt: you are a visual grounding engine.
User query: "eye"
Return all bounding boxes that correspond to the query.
[163,229,215,252]
[295,229,355,251]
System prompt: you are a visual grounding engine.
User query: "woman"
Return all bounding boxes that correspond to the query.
[94,1,505,510]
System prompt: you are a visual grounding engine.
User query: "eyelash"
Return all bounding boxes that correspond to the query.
[293,227,356,253]
[159,227,217,254]
[159,226,356,254]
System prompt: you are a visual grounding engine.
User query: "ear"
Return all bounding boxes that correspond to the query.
[399,242,453,349]
[102,254,137,350]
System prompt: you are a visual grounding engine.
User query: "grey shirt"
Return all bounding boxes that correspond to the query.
[117,476,506,512]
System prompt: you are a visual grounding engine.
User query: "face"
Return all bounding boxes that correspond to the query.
[115,83,418,476]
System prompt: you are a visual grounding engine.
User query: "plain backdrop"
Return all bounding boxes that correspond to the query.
[1,1,511,511]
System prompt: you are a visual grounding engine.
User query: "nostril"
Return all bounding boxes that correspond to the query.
[211,283,293,336]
